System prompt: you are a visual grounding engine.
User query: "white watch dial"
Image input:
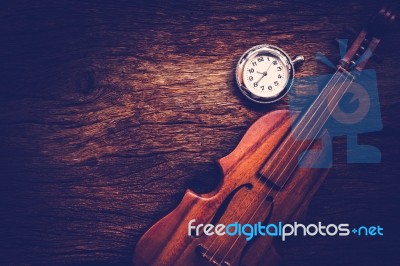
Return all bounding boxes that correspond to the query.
[242,54,289,99]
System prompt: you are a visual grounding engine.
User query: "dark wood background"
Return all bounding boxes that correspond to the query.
[1,0,399,265]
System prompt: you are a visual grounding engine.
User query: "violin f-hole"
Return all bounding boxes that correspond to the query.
[239,196,275,264]
[209,183,253,227]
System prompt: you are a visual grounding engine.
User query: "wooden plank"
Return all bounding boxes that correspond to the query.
[0,1,399,265]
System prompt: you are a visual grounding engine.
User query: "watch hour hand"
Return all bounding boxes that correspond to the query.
[256,73,266,83]
[256,67,270,83]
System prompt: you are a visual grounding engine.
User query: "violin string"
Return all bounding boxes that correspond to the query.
[203,67,343,260]
[218,71,355,264]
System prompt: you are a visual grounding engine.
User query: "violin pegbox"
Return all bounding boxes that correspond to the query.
[340,8,396,73]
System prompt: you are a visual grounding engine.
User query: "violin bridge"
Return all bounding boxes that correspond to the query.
[195,244,231,266]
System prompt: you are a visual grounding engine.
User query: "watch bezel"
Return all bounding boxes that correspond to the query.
[236,44,295,104]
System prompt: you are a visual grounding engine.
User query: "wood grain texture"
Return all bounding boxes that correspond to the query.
[0,0,399,265]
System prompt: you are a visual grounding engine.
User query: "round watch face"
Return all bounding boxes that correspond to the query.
[236,44,294,104]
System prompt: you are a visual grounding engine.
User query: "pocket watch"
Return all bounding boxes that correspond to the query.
[236,44,304,104]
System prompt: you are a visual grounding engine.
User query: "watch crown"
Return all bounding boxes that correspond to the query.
[292,55,305,69]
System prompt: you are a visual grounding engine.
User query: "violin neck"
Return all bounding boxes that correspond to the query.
[258,68,354,188]
[291,68,355,144]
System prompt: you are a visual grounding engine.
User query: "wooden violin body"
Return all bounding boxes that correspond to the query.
[133,110,330,266]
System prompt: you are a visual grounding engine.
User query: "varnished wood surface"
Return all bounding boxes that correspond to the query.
[134,110,331,266]
[0,1,399,265]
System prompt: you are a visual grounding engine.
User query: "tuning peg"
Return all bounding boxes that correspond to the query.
[334,28,383,63]
[379,8,397,25]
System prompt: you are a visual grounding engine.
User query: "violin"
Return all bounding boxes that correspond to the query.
[133,8,395,266]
